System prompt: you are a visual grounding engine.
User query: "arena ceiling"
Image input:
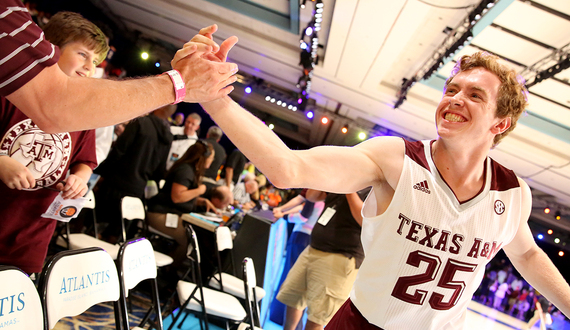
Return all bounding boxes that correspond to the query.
[91,0,570,242]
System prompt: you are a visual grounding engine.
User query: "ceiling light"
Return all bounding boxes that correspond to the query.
[141,52,149,60]
[306,111,314,119]
[245,86,252,94]
[341,125,348,134]
[321,117,329,124]
[358,132,367,140]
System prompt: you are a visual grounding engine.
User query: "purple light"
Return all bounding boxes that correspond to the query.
[298,98,303,104]
[305,27,313,36]
[300,41,308,50]
[245,86,252,94]
[306,111,314,119]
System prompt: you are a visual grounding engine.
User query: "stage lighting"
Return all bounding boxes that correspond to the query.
[321,117,329,125]
[306,111,314,119]
[341,125,348,134]
[358,132,367,140]
[555,238,561,244]
[141,52,149,60]
[559,251,565,257]
[245,86,252,94]
[268,123,275,130]
[555,210,561,220]
[155,62,160,68]
[548,229,553,235]
[305,26,313,36]
[544,208,551,214]
[265,96,271,101]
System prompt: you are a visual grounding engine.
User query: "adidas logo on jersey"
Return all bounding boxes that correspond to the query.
[413,180,430,194]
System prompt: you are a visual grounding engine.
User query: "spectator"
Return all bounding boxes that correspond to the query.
[202,126,227,182]
[220,149,247,189]
[166,113,202,170]
[95,104,175,242]
[146,140,215,267]
[277,188,369,330]
[1,4,238,133]
[0,11,105,274]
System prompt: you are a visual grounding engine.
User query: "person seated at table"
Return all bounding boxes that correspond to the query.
[147,140,215,267]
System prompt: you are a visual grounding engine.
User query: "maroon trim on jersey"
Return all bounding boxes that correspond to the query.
[490,158,520,192]
[326,299,384,330]
[404,139,430,172]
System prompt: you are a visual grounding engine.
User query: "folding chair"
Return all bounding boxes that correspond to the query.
[117,238,163,330]
[169,224,246,330]
[237,258,263,330]
[38,247,120,330]
[0,266,43,330]
[56,190,121,259]
[121,196,173,268]
[208,226,265,302]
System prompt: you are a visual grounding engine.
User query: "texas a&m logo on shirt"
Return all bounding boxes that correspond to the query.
[0,119,71,190]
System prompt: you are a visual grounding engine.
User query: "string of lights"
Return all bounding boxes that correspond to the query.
[297,0,323,111]
[394,0,499,109]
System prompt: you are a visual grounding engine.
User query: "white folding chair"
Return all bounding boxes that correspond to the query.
[0,266,43,330]
[117,238,163,330]
[145,180,160,200]
[38,247,120,330]
[169,225,246,330]
[56,190,121,259]
[208,226,265,302]
[121,196,173,268]
[237,258,263,330]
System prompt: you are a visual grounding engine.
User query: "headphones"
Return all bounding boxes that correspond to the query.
[196,140,212,157]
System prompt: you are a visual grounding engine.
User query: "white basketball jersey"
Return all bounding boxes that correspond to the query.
[350,140,522,330]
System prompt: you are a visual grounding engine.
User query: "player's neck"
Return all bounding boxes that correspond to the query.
[432,140,488,202]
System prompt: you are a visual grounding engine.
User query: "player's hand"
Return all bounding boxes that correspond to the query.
[56,174,87,199]
[0,156,35,189]
[171,24,239,103]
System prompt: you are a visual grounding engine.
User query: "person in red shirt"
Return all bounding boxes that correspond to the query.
[0,11,106,274]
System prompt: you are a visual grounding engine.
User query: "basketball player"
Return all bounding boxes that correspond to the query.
[189,26,570,329]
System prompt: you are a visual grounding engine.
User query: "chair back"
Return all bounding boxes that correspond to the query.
[84,190,95,209]
[117,238,162,330]
[121,196,146,221]
[0,266,43,330]
[118,238,157,293]
[186,224,201,265]
[242,258,260,328]
[145,180,159,200]
[39,247,120,330]
[215,226,233,251]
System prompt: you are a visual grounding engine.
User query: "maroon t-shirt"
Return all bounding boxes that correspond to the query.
[0,98,97,273]
[0,0,59,96]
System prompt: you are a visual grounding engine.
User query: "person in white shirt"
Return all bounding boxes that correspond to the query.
[166,112,201,170]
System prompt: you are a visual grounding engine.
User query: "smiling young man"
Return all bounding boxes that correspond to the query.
[187,27,570,330]
[0,11,107,275]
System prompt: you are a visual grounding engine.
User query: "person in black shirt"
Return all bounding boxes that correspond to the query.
[276,187,370,330]
[146,140,215,267]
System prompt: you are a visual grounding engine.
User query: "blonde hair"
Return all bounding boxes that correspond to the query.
[445,52,528,147]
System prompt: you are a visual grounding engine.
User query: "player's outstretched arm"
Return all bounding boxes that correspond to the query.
[7,42,238,133]
[503,178,570,318]
[202,96,404,194]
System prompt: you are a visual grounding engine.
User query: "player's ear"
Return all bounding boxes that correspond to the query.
[491,117,511,135]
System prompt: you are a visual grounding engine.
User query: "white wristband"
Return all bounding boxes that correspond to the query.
[163,69,186,104]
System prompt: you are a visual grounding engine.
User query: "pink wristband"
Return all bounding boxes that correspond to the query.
[163,69,186,104]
